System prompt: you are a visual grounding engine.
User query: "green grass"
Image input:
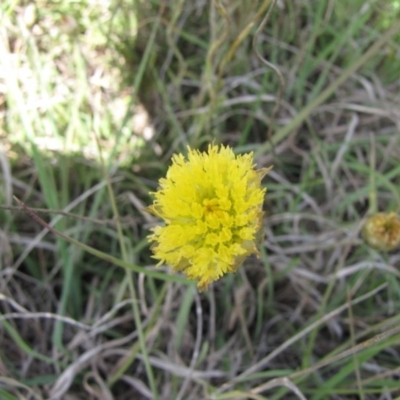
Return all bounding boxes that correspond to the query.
[1,0,400,399]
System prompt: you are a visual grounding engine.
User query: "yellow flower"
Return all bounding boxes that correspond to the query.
[146,144,271,290]
[362,212,400,252]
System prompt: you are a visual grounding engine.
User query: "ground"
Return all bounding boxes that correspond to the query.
[1,1,400,399]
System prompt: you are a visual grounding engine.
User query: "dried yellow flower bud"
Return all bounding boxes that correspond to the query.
[362,212,400,252]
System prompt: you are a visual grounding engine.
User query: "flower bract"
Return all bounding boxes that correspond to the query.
[146,144,271,290]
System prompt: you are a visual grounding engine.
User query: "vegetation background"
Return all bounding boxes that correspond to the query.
[1,0,400,399]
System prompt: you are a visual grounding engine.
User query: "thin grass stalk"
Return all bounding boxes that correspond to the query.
[254,19,400,158]
[94,137,159,399]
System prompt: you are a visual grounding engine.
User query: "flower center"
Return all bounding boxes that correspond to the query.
[202,198,220,215]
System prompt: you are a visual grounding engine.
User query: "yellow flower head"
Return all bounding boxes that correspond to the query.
[146,144,271,290]
[362,212,400,252]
